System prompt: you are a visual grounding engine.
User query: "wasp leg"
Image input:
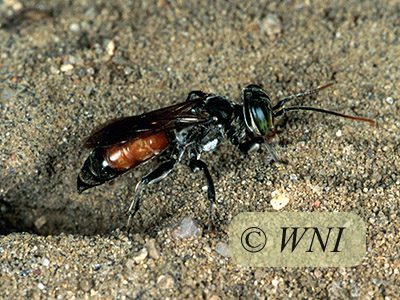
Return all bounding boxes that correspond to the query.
[226,104,263,154]
[226,126,263,156]
[237,137,264,154]
[126,159,176,228]
[189,159,216,231]
[233,136,288,164]
[264,142,288,164]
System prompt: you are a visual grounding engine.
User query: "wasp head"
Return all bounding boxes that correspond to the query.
[242,84,274,136]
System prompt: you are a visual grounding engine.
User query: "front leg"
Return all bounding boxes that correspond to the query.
[189,159,216,230]
[237,137,264,154]
[241,137,287,164]
[228,127,287,164]
[227,105,287,163]
[226,104,263,154]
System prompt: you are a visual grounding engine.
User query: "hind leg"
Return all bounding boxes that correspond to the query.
[127,159,176,227]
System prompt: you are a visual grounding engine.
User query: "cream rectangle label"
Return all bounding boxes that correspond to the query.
[229,212,365,267]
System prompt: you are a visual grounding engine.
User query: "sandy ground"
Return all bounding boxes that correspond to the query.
[0,0,399,298]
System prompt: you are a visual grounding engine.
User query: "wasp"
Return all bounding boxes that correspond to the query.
[77,83,375,227]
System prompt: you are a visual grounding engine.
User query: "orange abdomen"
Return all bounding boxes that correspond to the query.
[103,132,169,171]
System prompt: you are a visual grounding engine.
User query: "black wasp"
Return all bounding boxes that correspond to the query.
[78,83,375,227]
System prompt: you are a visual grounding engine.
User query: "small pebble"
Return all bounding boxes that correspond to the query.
[79,279,93,292]
[67,56,76,65]
[32,269,41,275]
[133,248,148,263]
[145,239,160,260]
[41,257,50,267]
[106,40,115,56]
[385,97,393,104]
[336,130,342,137]
[69,23,80,32]
[112,56,127,65]
[5,0,23,11]
[314,269,322,278]
[172,216,202,239]
[50,65,60,74]
[125,259,135,269]
[260,13,282,37]
[272,277,282,287]
[124,67,133,76]
[1,87,15,101]
[60,64,74,72]
[371,171,382,182]
[215,242,230,258]
[271,193,289,210]
[157,274,175,289]
[86,67,95,75]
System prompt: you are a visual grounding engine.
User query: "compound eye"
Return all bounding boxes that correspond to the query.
[242,85,274,136]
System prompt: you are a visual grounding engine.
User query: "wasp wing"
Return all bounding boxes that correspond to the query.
[83,97,211,148]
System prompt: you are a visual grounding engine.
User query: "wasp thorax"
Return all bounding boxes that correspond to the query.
[242,84,274,136]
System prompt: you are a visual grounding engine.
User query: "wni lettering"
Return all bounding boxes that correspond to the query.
[280,227,346,253]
